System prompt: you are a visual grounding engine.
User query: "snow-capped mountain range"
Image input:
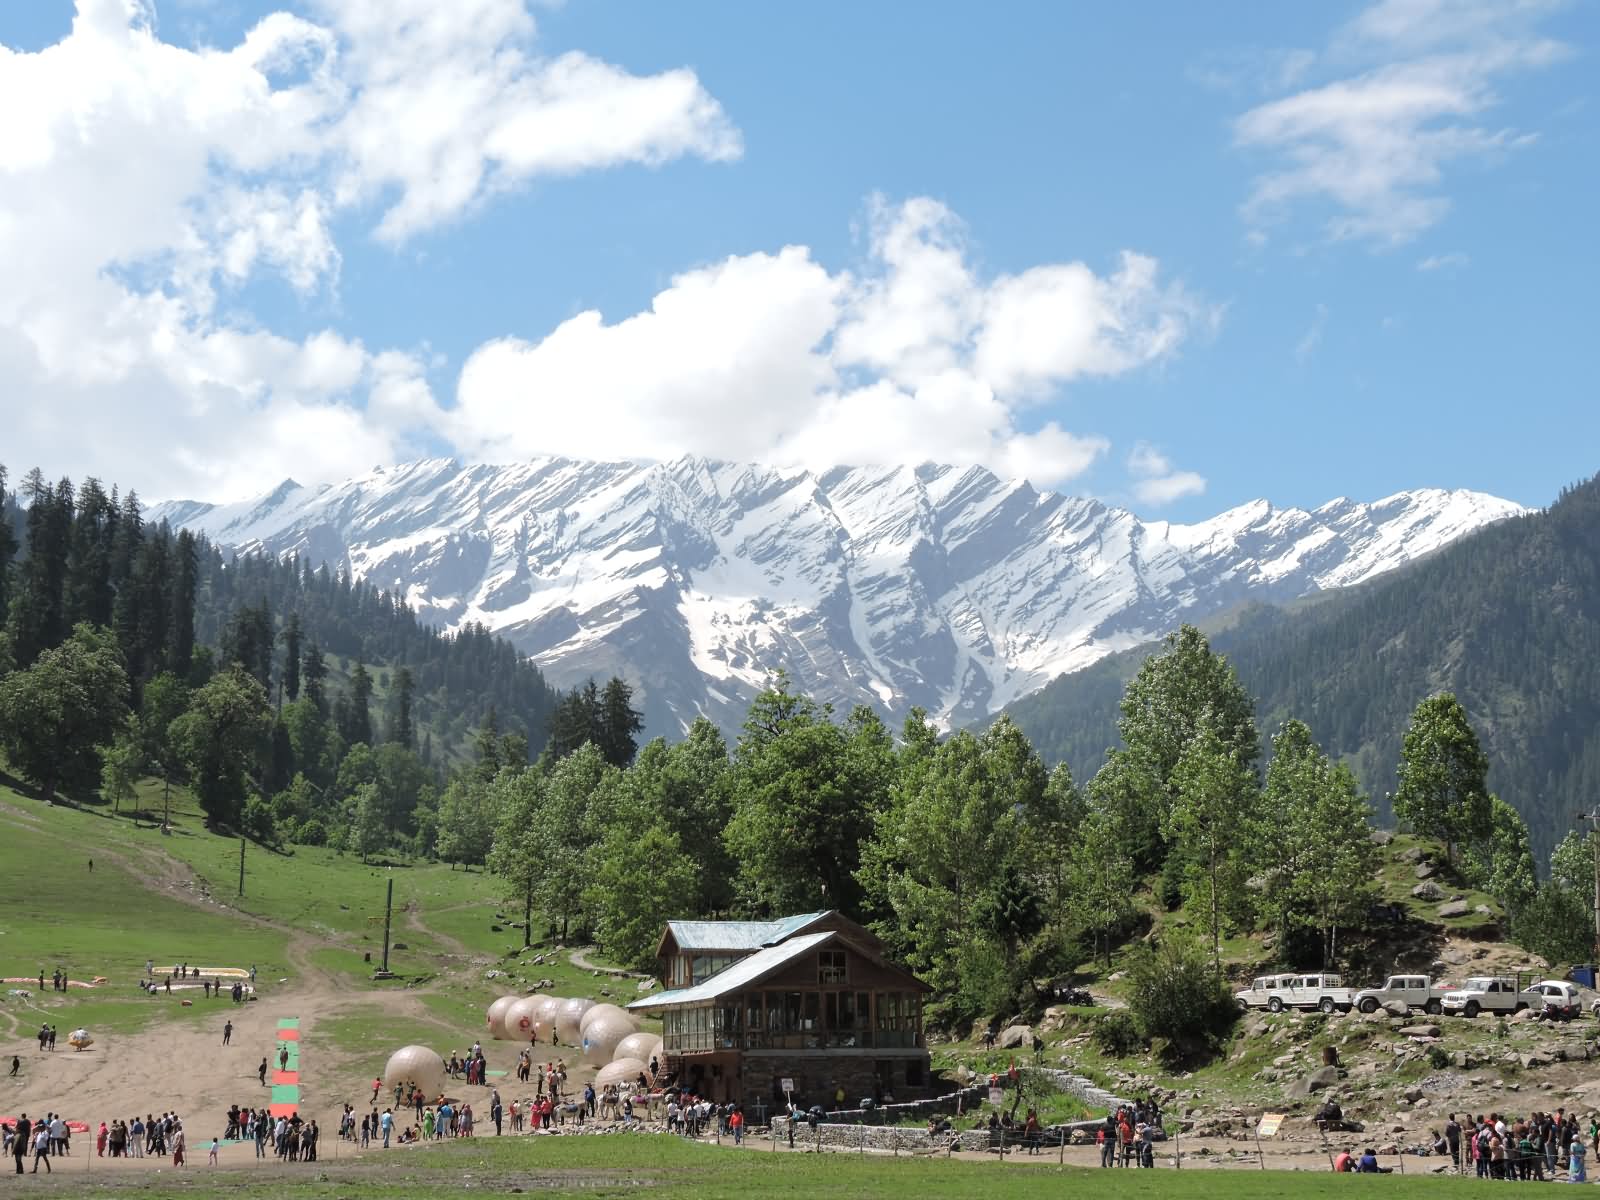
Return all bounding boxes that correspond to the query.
[153,458,1527,736]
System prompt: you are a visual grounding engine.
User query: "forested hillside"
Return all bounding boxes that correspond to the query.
[1006,473,1600,864]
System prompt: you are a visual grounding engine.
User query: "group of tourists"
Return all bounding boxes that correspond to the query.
[33,1023,57,1051]
[1098,1100,1163,1167]
[39,969,71,993]
[6,1111,195,1173]
[446,1045,491,1086]
[1428,1110,1594,1181]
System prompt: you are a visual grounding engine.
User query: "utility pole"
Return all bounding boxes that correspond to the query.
[375,873,395,979]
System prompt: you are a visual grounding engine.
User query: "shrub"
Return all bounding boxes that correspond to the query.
[1428,1046,1450,1069]
[1126,935,1237,1064]
[1092,1010,1145,1057]
[240,796,277,846]
[295,817,328,847]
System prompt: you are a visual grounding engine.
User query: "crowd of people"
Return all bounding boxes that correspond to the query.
[1424,1110,1595,1181]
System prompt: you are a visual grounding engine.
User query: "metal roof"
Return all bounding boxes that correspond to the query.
[628,932,834,1010]
[664,911,828,952]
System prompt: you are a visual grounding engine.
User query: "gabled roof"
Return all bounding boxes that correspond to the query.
[629,929,930,1012]
[629,933,834,1010]
[661,912,830,954]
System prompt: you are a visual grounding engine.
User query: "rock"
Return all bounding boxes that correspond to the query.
[1383,1001,1410,1018]
[1397,847,1424,863]
[1510,1008,1537,1023]
[1412,881,1444,901]
[636,978,657,992]
[1414,861,1438,880]
[999,1024,1033,1049]
[1273,1053,1296,1068]
[1520,1053,1544,1069]
[1370,830,1395,846]
[1436,900,1471,918]
[1452,1051,1475,1069]
[1285,1066,1341,1098]
[1402,1086,1426,1103]
[1399,1024,1441,1039]
[1475,904,1493,915]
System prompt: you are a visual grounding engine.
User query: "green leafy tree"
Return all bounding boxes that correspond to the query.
[1125,934,1238,1063]
[1464,796,1538,917]
[100,724,143,814]
[486,767,547,944]
[169,664,271,829]
[1552,830,1598,930]
[1298,759,1379,967]
[725,679,891,915]
[1512,882,1595,967]
[1393,693,1492,865]
[435,776,495,870]
[349,781,387,863]
[1068,797,1137,968]
[586,823,698,969]
[1115,625,1258,869]
[617,721,735,912]
[858,721,1039,1005]
[1165,717,1258,968]
[0,622,129,802]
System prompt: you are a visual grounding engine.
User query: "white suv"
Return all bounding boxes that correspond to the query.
[1235,974,1296,1012]
[1440,977,1530,1018]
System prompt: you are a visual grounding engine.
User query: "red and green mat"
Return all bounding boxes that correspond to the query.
[270,1018,301,1117]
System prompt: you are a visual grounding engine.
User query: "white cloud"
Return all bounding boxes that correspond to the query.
[0,0,740,498]
[1127,441,1207,507]
[451,197,1211,487]
[1295,303,1329,361]
[1417,250,1470,271]
[1234,0,1569,244]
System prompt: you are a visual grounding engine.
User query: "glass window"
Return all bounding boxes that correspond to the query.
[819,950,847,984]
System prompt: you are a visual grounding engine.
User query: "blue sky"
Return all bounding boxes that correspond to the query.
[0,1,1593,518]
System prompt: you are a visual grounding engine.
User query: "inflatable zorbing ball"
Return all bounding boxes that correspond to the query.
[384,1045,447,1098]
[555,997,594,1045]
[579,1005,637,1065]
[531,995,562,1041]
[594,1056,648,1090]
[503,996,542,1041]
[485,994,519,1040]
[614,1030,662,1066]
[67,1029,94,1051]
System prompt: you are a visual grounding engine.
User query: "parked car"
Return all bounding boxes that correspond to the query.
[1279,973,1355,1013]
[1525,980,1581,1020]
[1441,976,1530,1018]
[1351,974,1450,1015]
[1235,974,1296,1011]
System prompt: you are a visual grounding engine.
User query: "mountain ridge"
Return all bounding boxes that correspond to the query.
[151,457,1526,736]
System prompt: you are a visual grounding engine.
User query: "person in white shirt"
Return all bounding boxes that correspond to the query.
[32,1127,51,1173]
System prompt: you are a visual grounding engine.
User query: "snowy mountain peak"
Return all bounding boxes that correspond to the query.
[151,460,1527,736]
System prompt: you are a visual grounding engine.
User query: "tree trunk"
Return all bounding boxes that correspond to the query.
[1208,850,1221,969]
[524,885,533,949]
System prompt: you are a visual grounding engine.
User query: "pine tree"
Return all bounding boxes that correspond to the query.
[391,665,414,750]
[168,529,198,680]
[346,659,373,745]
[6,470,73,667]
[0,465,19,629]
[302,642,327,711]
[65,477,117,629]
[281,612,302,702]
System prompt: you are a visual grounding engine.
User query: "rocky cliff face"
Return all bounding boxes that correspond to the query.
[153,458,1525,735]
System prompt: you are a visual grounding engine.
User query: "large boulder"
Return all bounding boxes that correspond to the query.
[999,1024,1033,1049]
[1436,900,1471,918]
[1412,881,1444,901]
[1383,1000,1410,1018]
[1285,1066,1341,1098]
[1414,861,1438,880]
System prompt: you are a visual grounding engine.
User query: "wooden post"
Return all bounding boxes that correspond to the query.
[238,836,246,898]
[1254,1128,1266,1169]
[380,875,394,974]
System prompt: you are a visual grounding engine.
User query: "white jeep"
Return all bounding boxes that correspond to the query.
[1440,976,1530,1018]
[1351,974,1449,1016]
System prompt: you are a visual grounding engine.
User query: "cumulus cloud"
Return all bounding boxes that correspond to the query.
[1417,250,1470,271]
[1234,0,1569,244]
[451,197,1211,487]
[1127,442,1207,507]
[0,4,1206,501]
[0,0,738,498]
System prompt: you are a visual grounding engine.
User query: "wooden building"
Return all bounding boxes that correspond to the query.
[628,910,933,1109]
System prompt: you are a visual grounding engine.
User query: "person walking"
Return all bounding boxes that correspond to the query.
[259,1058,269,1086]
[222,1021,233,1046]
[172,1122,186,1168]
[380,1109,394,1148]
[208,1137,219,1166]
[31,1124,50,1174]
[279,1045,289,1072]
[8,1057,17,1077]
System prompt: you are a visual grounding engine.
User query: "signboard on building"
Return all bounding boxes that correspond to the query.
[780,1077,795,1095]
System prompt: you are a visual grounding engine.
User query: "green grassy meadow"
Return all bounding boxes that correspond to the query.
[37,1134,1481,1199]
